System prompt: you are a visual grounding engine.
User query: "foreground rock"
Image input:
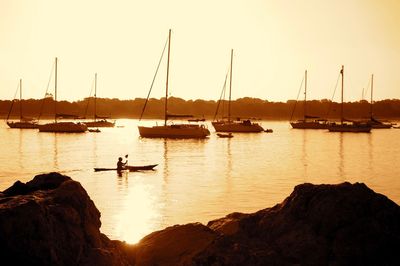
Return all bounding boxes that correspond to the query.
[0,173,129,265]
[1,174,399,265]
[194,182,400,265]
[131,182,400,265]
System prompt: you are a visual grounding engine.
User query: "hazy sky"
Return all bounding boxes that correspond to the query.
[1,0,399,102]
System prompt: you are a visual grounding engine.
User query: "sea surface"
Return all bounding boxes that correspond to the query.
[1,119,399,243]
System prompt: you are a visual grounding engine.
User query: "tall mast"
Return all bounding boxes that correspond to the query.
[228,49,233,122]
[340,65,344,125]
[19,79,22,121]
[164,29,171,126]
[55,57,58,123]
[94,73,97,122]
[370,74,374,119]
[304,70,307,120]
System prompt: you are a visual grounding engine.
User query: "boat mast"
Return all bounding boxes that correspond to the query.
[304,70,307,120]
[228,49,233,123]
[340,65,344,125]
[370,74,374,119]
[164,29,171,126]
[19,79,22,121]
[94,73,97,122]
[55,57,58,123]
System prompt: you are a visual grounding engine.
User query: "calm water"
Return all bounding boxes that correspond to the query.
[1,119,400,243]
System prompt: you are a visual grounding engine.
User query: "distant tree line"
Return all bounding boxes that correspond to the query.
[1,97,400,120]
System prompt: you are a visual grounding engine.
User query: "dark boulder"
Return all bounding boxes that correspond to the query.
[192,182,400,265]
[0,172,130,266]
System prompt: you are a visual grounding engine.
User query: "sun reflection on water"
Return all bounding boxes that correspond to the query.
[114,180,162,243]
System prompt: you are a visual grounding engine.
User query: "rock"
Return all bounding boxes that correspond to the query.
[192,182,400,265]
[132,223,218,266]
[1,174,399,266]
[0,172,130,266]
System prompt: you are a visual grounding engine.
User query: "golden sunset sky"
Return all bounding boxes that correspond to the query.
[1,0,399,102]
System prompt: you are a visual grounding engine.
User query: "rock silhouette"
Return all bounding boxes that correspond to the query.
[1,173,399,265]
[0,173,129,265]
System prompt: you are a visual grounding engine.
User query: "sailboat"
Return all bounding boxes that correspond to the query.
[83,73,115,128]
[367,74,391,129]
[212,49,264,133]
[328,65,371,133]
[38,57,88,133]
[290,70,328,129]
[6,79,39,129]
[137,30,210,139]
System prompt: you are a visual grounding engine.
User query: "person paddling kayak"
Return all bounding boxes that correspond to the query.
[117,156,127,172]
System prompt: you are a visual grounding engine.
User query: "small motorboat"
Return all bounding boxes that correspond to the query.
[89,128,101,133]
[264,129,273,133]
[94,164,158,172]
[217,133,233,138]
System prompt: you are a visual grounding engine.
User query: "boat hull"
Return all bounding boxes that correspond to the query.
[290,121,328,129]
[138,125,210,138]
[369,121,392,129]
[7,121,38,129]
[84,120,115,128]
[38,122,88,133]
[94,164,158,172]
[212,121,264,132]
[217,133,233,138]
[328,123,371,133]
[371,123,392,129]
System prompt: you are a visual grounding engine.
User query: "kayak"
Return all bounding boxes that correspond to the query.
[94,164,158,172]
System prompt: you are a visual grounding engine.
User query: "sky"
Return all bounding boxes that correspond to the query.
[0,0,400,102]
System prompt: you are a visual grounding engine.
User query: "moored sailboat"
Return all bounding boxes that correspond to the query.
[137,30,210,139]
[290,70,329,129]
[6,79,39,129]
[212,49,264,133]
[83,73,115,128]
[366,74,392,129]
[38,58,87,133]
[328,66,371,133]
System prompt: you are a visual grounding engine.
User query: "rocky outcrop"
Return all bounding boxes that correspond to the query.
[0,172,129,266]
[130,182,400,265]
[192,182,400,265]
[1,174,399,265]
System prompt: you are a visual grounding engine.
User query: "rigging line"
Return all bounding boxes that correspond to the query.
[139,36,169,121]
[222,75,227,119]
[38,60,56,121]
[326,72,341,117]
[289,74,305,121]
[213,67,230,121]
[6,81,21,121]
[363,78,371,100]
[83,77,95,119]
